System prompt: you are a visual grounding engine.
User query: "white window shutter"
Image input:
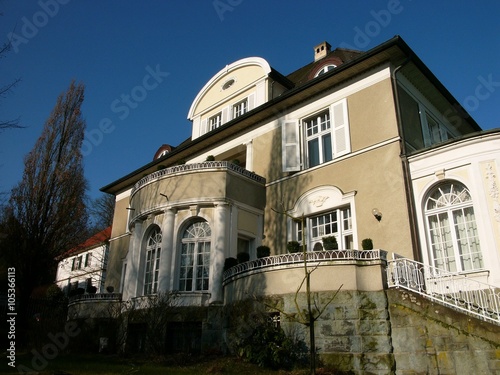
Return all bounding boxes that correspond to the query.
[222,106,230,124]
[331,99,350,157]
[201,118,207,135]
[247,93,255,111]
[282,120,301,172]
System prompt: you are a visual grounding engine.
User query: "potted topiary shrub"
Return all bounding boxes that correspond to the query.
[256,245,271,258]
[224,257,238,271]
[237,252,250,263]
[287,241,301,253]
[206,155,215,161]
[361,238,373,250]
[86,285,97,294]
[322,236,338,250]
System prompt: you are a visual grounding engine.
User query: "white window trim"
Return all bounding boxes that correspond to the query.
[208,112,222,131]
[178,221,212,292]
[201,93,256,136]
[424,182,483,273]
[144,227,162,295]
[398,75,459,147]
[287,186,357,248]
[282,98,350,172]
[296,206,353,251]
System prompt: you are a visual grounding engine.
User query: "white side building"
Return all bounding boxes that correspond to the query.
[55,226,111,295]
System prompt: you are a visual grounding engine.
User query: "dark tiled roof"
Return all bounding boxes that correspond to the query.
[286,48,364,87]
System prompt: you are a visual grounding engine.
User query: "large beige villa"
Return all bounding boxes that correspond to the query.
[66,36,500,373]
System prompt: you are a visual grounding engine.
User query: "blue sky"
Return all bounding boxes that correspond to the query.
[1,1,499,200]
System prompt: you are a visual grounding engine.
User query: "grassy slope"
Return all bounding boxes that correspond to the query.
[5,354,336,375]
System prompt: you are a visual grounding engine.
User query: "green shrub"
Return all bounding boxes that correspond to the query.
[239,320,307,370]
[287,241,301,253]
[361,238,373,250]
[256,245,271,258]
[206,155,215,161]
[322,236,338,250]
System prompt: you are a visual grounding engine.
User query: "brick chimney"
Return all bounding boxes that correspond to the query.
[314,41,331,62]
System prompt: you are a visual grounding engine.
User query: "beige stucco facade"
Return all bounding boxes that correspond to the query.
[90,38,499,357]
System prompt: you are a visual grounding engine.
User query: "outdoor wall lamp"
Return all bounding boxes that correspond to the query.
[372,208,382,222]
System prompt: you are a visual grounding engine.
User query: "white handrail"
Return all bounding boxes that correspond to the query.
[387,256,500,325]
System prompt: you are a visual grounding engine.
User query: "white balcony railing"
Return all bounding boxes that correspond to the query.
[223,249,387,283]
[387,255,500,325]
[131,161,266,196]
[68,293,122,305]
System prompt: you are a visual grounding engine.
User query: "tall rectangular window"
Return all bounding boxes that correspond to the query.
[179,221,211,292]
[425,182,483,272]
[232,99,248,119]
[85,252,92,267]
[305,111,332,168]
[144,248,161,295]
[144,228,162,295]
[209,112,222,131]
[282,99,350,172]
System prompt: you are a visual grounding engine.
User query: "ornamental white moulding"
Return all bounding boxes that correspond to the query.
[308,195,329,208]
[485,162,500,222]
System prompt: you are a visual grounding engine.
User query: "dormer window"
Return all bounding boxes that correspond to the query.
[315,64,337,77]
[209,112,222,131]
[232,99,248,119]
[157,150,169,158]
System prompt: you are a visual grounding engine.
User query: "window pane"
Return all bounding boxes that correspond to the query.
[180,222,211,291]
[453,207,483,271]
[308,138,320,167]
[323,133,332,162]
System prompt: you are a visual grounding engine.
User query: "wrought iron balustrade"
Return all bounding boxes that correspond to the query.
[387,255,500,325]
[131,161,266,196]
[68,292,122,305]
[223,249,387,282]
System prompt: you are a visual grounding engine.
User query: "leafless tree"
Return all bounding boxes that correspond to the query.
[1,81,88,346]
[88,193,115,232]
[268,201,343,375]
[0,33,22,130]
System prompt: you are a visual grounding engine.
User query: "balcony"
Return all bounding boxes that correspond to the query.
[223,250,388,303]
[129,162,266,225]
[68,292,122,306]
[67,293,122,320]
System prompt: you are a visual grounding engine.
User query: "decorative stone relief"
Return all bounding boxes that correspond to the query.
[309,195,329,208]
[485,162,500,222]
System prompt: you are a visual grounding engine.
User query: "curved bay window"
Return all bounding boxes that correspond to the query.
[179,221,211,292]
[425,181,483,273]
[144,226,162,295]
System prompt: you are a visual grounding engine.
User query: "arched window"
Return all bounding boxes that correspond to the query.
[144,226,162,295]
[179,221,211,291]
[425,182,483,272]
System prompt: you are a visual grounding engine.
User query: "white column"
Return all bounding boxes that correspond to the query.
[158,208,176,292]
[230,205,238,258]
[123,221,143,300]
[244,140,253,171]
[210,202,230,304]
